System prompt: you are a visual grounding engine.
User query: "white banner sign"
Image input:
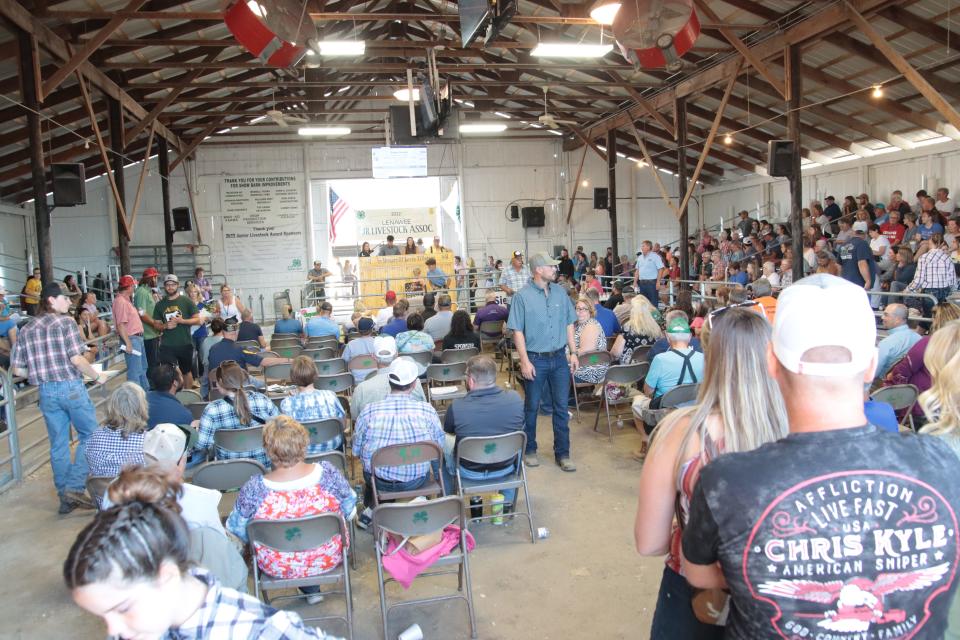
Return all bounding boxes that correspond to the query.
[220,175,306,276]
[371,146,428,178]
[356,206,436,243]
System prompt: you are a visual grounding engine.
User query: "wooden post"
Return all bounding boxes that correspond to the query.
[787,44,804,280]
[676,96,690,284]
[108,97,130,274]
[18,31,53,283]
[157,138,175,275]
[606,129,619,265]
[565,144,588,225]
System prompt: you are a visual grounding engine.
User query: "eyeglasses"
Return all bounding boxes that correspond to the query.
[575,306,590,311]
[706,301,765,330]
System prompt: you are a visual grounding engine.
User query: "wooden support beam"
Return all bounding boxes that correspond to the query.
[607,129,619,263]
[75,71,132,241]
[568,125,607,162]
[566,144,588,225]
[786,44,805,280]
[623,86,675,139]
[108,96,131,273]
[170,102,241,172]
[844,1,960,135]
[628,121,680,218]
[157,138,175,274]
[40,0,147,100]
[180,162,203,244]
[127,121,156,233]
[693,0,786,99]
[676,96,690,282]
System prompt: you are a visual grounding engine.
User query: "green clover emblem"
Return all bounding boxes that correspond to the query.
[328,379,337,387]
[397,446,421,461]
[322,364,330,371]
[285,527,302,541]
[589,355,599,364]
[308,426,318,435]
[483,443,497,454]
[413,511,428,524]
[442,367,451,375]
[356,210,366,219]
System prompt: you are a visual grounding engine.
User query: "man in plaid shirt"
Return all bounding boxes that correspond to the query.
[352,356,444,528]
[498,250,531,307]
[906,234,958,314]
[11,282,109,514]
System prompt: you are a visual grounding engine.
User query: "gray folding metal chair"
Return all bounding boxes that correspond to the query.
[236,340,261,350]
[263,363,292,386]
[315,372,355,396]
[455,432,535,543]
[270,345,302,360]
[247,513,353,639]
[86,475,114,508]
[373,496,477,640]
[213,425,265,458]
[570,350,612,423]
[304,346,337,361]
[478,320,504,353]
[440,347,479,364]
[870,384,920,431]
[370,441,445,506]
[175,389,203,405]
[314,358,347,376]
[191,458,266,492]
[425,362,468,414]
[307,336,340,350]
[269,337,300,350]
[302,418,347,457]
[188,401,210,420]
[630,345,651,364]
[347,354,380,376]
[401,349,434,369]
[642,383,701,431]
[593,362,649,441]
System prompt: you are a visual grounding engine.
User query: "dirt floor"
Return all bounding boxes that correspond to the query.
[0,380,664,640]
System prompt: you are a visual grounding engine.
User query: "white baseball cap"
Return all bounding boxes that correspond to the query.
[773,274,877,377]
[143,423,197,463]
[852,220,869,234]
[374,335,398,363]
[388,356,419,386]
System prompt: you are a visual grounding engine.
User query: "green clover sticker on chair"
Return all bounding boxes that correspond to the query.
[308,426,318,436]
[285,527,302,541]
[413,511,428,524]
[322,364,330,372]
[484,443,497,454]
[442,367,451,375]
[588,355,600,364]
[328,379,338,388]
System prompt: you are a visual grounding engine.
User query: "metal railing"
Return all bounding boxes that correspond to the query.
[0,367,21,492]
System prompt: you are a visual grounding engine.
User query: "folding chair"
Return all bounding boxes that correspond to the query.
[247,514,353,639]
[478,321,504,353]
[302,418,347,458]
[269,337,300,350]
[307,336,340,350]
[315,372,355,396]
[314,358,347,375]
[188,401,210,421]
[630,345,651,363]
[570,350,612,423]
[191,458,266,492]
[176,389,203,405]
[605,335,617,352]
[304,347,336,361]
[236,340,261,350]
[264,362,292,385]
[440,347,479,364]
[373,496,477,640]
[455,432,535,543]
[270,396,285,411]
[271,332,300,339]
[401,350,434,370]
[642,383,701,431]
[305,449,358,569]
[370,441,445,506]
[213,425,265,459]
[271,345,302,359]
[425,362,468,408]
[86,475,114,507]
[593,362,649,441]
[870,384,919,431]
[347,355,380,376]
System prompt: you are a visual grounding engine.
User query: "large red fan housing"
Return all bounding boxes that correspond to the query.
[224,1,309,68]
[612,0,700,71]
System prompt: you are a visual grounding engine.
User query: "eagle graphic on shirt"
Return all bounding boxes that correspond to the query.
[758,563,951,632]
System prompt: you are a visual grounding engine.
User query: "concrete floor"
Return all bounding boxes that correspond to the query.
[0,388,663,640]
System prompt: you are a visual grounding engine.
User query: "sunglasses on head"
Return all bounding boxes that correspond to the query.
[706,301,765,330]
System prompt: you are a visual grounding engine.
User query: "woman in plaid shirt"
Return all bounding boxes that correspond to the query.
[64,499,342,639]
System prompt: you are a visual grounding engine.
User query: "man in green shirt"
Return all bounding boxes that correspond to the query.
[152,274,201,389]
[134,267,162,378]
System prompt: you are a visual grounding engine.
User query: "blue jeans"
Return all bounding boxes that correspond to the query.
[522,350,571,459]
[38,380,98,495]
[650,566,725,640]
[637,280,659,309]
[362,466,437,506]
[124,335,149,391]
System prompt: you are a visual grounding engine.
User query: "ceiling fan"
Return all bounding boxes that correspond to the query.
[265,108,309,127]
[537,86,577,129]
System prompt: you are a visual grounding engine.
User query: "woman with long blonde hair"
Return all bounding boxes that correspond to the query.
[611,295,662,365]
[634,307,787,639]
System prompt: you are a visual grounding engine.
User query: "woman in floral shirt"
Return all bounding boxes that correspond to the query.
[227,416,356,602]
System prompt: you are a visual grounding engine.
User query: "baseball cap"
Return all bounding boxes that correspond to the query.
[384,290,397,302]
[163,273,179,284]
[118,275,136,289]
[773,273,876,377]
[512,250,523,259]
[666,317,692,334]
[143,423,198,463]
[874,202,886,210]
[142,267,159,278]
[528,252,560,269]
[223,317,240,332]
[357,317,375,332]
[40,282,67,300]
[374,335,397,363]
[622,286,636,296]
[388,356,419,386]
[852,221,869,234]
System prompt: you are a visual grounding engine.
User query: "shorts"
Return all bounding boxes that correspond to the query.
[159,343,194,374]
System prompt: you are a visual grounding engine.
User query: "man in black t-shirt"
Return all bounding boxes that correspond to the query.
[682,274,960,640]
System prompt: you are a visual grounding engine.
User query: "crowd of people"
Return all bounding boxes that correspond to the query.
[5,184,960,639]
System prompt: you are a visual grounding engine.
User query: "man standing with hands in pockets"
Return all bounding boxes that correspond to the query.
[153,274,202,390]
[507,252,579,472]
[11,282,108,514]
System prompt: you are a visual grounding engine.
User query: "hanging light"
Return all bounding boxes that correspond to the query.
[872,84,883,98]
[589,0,621,25]
[316,40,365,56]
[460,123,508,133]
[723,133,733,145]
[393,88,420,102]
[581,179,590,187]
[532,43,614,58]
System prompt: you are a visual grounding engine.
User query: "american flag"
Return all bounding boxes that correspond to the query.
[328,188,352,243]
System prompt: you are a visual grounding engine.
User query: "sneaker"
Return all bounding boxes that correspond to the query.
[356,507,373,531]
[63,490,95,510]
[557,457,577,472]
[524,452,540,468]
[58,495,78,515]
[305,593,325,605]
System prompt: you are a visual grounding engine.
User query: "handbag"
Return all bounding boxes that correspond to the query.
[675,490,730,625]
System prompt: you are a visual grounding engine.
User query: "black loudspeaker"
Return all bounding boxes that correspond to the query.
[521,206,545,228]
[593,187,609,210]
[172,207,192,232]
[51,163,86,206]
[510,204,520,220]
[767,140,796,178]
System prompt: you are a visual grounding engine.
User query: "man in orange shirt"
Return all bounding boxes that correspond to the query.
[749,277,778,325]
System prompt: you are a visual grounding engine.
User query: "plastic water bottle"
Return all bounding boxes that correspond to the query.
[490,493,505,525]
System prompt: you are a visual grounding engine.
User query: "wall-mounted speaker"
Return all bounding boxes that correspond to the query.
[767,140,796,178]
[172,207,192,232]
[510,204,520,220]
[521,206,545,228]
[593,187,609,210]
[51,163,86,206]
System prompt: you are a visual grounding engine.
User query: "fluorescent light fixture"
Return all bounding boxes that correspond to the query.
[914,135,952,147]
[590,1,621,25]
[337,85,351,93]
[532,43,614,58]
[394,88,420,102]
[454,99,476,108]
[246,1,266,17]
[547,129,563,136]
[460,123,508,133]
[494,111,512,119]
[317,40,365,56]
[249,115,268,124]
[297,126,351,136]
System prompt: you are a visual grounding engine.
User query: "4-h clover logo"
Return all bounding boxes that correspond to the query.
[356,210,366,220]
[398,446,421,461]
[285,527,302,541]
[413,511,428,524]
[483,443,497,454]
[308,426,318,436]
[442,367,451,375]
[328,379,338,387]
